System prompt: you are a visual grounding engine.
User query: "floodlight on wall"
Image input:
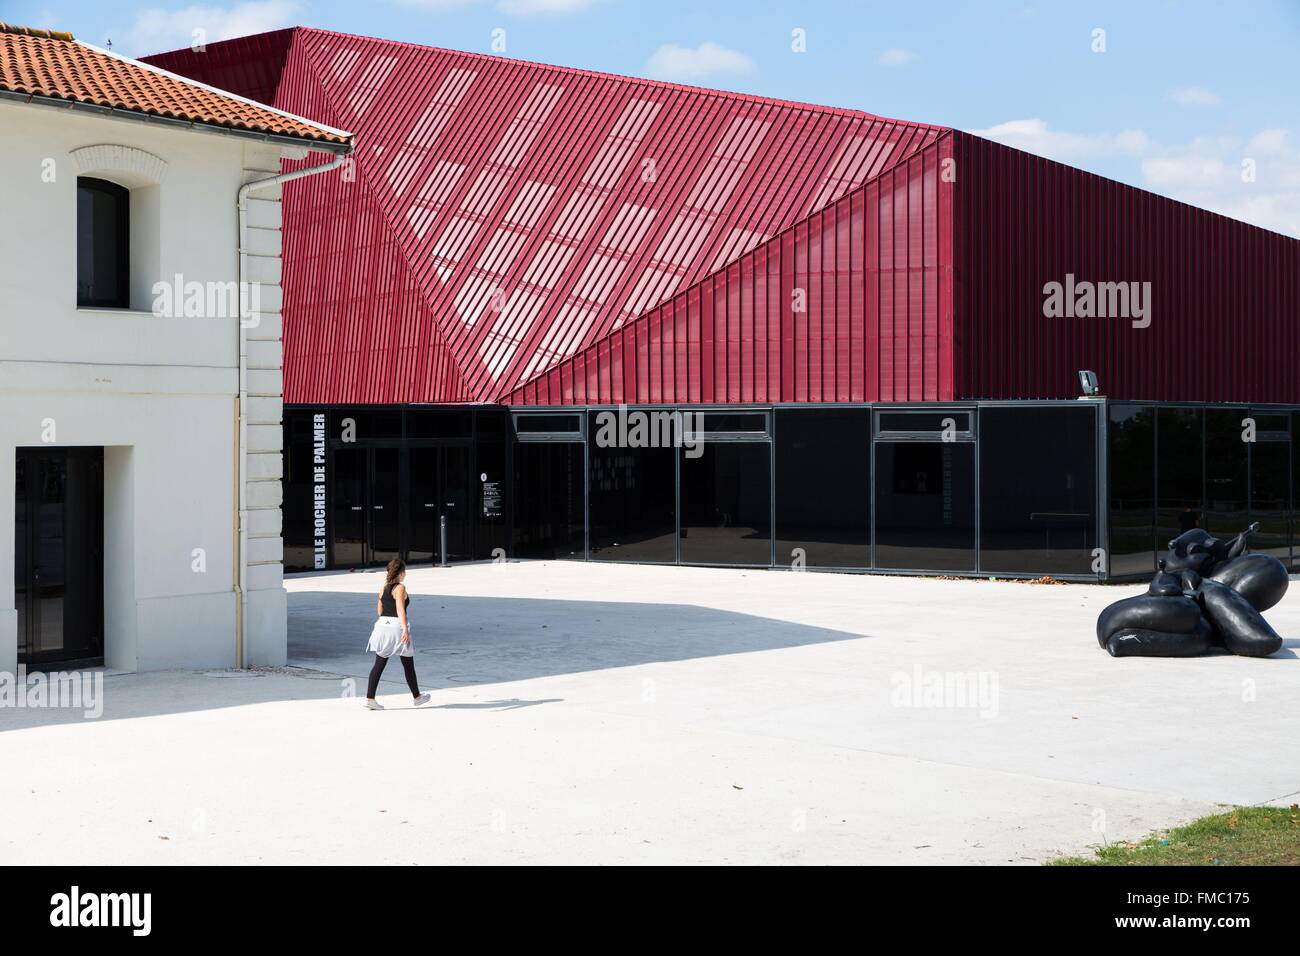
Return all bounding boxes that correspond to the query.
[1077,369,1101,397]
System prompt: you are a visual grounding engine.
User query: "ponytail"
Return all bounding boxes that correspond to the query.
[383,558,406,593]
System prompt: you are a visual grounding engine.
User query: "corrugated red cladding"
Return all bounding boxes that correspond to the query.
[149,30,1300,408]
[509,133,957,404]
[147,28,945,405]
[953,132,1300,404]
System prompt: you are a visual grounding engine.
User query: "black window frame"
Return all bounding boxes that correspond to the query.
[512,412,586,442]
[874,408,975,442]
[76,176,130,309]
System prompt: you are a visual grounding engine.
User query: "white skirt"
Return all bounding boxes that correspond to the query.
[366,616,413,658]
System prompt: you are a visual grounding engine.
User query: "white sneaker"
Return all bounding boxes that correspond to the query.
[364,699,384,711]
[413,693,431,707]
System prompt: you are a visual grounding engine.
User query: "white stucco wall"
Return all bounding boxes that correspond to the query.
[0,99,302,672]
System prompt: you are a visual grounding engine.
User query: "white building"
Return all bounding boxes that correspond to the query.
[0,25,352,673]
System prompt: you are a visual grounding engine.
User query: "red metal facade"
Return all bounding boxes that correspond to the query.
[511,130,1300,406]
[148,28,944,405]
[148,32,1300,408]
[506,133,956,404]
[952,132,1300,404]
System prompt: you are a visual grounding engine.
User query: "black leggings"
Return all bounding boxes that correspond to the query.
[366,654,420,699]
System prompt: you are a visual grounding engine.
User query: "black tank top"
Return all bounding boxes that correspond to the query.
[380,583,409,617]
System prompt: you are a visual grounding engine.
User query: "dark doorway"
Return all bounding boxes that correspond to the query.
[512,442,584,559]
[15,447,105,667]
[874,441,977,572]
[331,444,471,567]
[408,445,471,564]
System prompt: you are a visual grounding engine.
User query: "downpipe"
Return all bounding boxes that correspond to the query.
[234,150,350,668]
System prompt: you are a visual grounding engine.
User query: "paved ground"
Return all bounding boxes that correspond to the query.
[3,561,1299,864]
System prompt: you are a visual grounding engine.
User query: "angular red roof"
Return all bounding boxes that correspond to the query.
[147,28,948,404]
[0,22,350,148]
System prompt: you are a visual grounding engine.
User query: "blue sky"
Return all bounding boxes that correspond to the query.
[18,0,1300,235]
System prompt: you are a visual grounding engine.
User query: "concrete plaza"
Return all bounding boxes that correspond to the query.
[3,561,1298,864]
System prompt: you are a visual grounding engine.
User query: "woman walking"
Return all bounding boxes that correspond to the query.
[364,559,431,710]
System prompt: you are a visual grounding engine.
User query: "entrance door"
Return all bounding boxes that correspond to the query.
[331,446,367,567]
[14,448,104,666]
[370,447,401,565]
[408,446,471,564]
[330,445,469,567]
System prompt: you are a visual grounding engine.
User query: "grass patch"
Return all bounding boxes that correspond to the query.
[1051,806,1300,866]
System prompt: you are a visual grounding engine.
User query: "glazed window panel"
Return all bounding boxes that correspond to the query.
[874,441,975,571]
[588,440,676,563]
[979,406,1098,575]
[512,442,584,559]
[680,442,771,566]
[1249,423,1290,562]
[774,408,871,568]
[1204,409,1248,540]
[1107,405,1155,577]
[1156,407,1204,548]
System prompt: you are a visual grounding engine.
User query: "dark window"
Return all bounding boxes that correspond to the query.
[979,406,1098,575]
[514,413,583,436]
[1107,405,1155,577]
[1156,407,1204,548]
[874,442,975,571]
[1250,413,1289,440]
[589,439,676,562]
[877,410,972,437]
[775,408,871,568]
[1250,413,1290,562]
[1204,409,1248,539]
[680,442,771,565]
[333,410,402,441]
[512,442,584,559]
[406,410,471,439]
[77,177,129,308]
[700,412,769,434]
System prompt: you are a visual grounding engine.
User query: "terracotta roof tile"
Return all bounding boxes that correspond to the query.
[0,22,350,147]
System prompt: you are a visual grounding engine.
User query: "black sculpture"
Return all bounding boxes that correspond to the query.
[1097,523,1288,658]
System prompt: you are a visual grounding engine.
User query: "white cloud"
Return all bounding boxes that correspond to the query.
[972,118,1299,238]
[1169,86,1221,107]
[877,48,918,67]
[497,0,601,12]
[1141,130,1300,237]
[968,118,1150,163]
[646,41,755,82]
[116,1,301,57]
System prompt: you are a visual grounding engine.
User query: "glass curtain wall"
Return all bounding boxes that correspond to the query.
[512,443,584,558]
[874,411,976,572]
[512,413,585,560]
[774,407,871,568]
[588,430,677,563]
[1155,407,1204,548]
[979,405,1098,575]
[1107,405,1155,577]
[1204,409,1249,539]
[680,414,772,566]
[1249,411,1290,561]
